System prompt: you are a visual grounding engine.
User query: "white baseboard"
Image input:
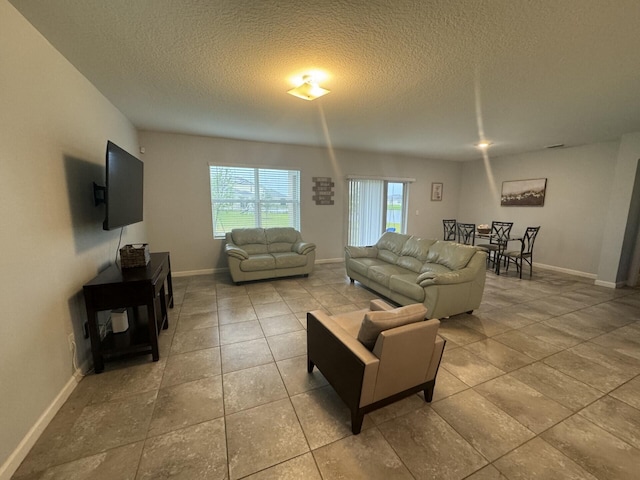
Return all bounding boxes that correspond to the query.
[594,279,627,289]
[173,259,345,277]
[535,263,627,289]
[172,268,217,277]
[315,258,344,264]
[0,372,80,480]
[534,262,597,279]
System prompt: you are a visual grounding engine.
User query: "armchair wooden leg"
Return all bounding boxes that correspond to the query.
[351,409,365,434]
[307,358,315,373]
[424,383,435,402]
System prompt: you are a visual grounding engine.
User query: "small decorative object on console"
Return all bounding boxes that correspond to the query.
[477,224,491,234]
[120,244,150,268]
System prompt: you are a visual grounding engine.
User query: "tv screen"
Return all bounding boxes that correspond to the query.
[103,141,144,231]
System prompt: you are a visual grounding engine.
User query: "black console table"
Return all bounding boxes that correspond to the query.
[83,252,174,373]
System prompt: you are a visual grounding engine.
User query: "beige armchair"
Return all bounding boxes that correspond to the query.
[307,300,445,434]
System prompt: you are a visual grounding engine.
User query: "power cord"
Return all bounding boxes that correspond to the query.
[115,227,124,266]
[69,338,93,378]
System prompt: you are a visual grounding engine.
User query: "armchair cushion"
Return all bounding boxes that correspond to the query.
[357,304,428,349]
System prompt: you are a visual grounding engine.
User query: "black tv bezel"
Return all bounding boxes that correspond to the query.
[102,141,144,231]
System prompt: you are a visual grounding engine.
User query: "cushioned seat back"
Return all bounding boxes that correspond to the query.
[376,232,411,264]
[425,241,477,270]
[266,227,299,253]
[397,237,436,272]
[372,319,440,402]
[230,228,268,255]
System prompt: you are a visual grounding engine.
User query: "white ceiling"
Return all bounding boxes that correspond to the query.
[10,0,640,161]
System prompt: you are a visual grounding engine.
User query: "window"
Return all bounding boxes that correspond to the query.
[348,178,410,246]
[209,165,300,238]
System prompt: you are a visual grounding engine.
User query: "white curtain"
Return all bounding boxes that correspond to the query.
[348,179,384,246]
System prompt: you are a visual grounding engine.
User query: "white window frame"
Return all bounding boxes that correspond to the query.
[209,164,301,239]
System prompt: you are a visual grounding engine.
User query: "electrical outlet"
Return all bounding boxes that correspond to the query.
[67,333,74,352]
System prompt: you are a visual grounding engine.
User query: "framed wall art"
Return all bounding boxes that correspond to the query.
[501,178,547,206]
[431,182,443,201]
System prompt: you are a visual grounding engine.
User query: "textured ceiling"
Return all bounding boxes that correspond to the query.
[10,0,640,160]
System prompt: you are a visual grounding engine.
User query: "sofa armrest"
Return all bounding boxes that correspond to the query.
[307,310,379,409]
[293,241,316,255]
[345,245,378,259]
[225,244,249,260]
[418,266,478,286]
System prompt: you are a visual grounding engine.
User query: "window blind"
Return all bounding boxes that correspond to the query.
[209,166,300,238]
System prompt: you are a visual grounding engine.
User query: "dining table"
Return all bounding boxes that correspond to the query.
[475,232,523,275]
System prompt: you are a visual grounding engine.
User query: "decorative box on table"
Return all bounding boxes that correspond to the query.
[119,244,150,268]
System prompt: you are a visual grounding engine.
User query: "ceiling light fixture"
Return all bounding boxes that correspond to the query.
[476,141,492,149]
[287,75,330,101]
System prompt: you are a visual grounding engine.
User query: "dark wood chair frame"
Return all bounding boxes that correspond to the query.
[307,312,445,434]
[456,223,476,245]
[478,221,513,271]
[506,226,540,278]
[443,219,457,241]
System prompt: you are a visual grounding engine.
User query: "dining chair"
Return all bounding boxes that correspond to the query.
[457,223,476,245]
[443,219,457,241]
[505,226,540,278]
[476,221,513,270]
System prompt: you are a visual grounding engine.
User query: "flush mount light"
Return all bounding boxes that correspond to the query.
[287,75,330,101]
[476,141,492,149]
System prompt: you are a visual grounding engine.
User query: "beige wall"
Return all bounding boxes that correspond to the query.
[139,131,464,273]
[458,141,622,276]
[4,0,640,473]
[141,131,640,282]
[597,132,640,284]
[0,2,145,473]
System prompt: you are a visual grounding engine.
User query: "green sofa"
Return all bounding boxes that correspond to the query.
[225,227,316,284]
[345,232,487,319]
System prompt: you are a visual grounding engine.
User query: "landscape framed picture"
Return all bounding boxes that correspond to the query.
[431,182,443,201]
[501,178,547,206]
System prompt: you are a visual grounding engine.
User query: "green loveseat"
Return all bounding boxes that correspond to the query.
[225,227,316,284]
[345,232,487,319]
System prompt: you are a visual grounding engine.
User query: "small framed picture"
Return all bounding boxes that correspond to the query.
[431,182,443,201]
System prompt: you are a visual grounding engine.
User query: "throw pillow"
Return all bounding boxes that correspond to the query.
[357,304,427,350]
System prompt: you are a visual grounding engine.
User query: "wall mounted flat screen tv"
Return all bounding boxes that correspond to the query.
[103,141,144,231]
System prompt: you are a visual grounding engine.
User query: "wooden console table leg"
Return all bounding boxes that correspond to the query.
[159,287,169,330]
[85,308,104,373]
[146,294,160,362]
[166,256,174,308]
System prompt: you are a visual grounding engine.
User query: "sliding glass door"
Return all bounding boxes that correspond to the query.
[348,178,408,246]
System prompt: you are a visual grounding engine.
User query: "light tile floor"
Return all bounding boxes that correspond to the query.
[12,264,640,479]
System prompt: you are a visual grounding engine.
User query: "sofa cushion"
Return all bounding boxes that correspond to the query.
[377,249,400,265]
[268,242,294,253]
[368,265,410,287]
[425,241,477,270]
[396,256,423,273]
[265,227,298,243]
[389,274,425,302]
[232,228,266,246]
[348,257,389,277]
[240,254,275,272]
[420,262,452,275]
[376,232,411,255]
[357,304,427,349]
[272,252,307,268]
[400,237,436,262]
